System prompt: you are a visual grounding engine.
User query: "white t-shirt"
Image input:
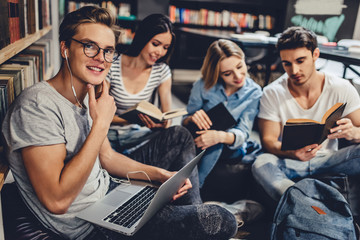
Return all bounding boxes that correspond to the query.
[258,73,360,152]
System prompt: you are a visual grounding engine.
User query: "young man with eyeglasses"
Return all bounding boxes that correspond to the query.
[2,6,237,240]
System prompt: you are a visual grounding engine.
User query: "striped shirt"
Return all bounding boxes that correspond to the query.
[106,55,171,116]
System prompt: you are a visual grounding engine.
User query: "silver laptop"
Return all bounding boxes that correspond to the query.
[76,150,205,236]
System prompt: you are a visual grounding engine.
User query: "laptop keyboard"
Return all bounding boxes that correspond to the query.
[103,186,157,228]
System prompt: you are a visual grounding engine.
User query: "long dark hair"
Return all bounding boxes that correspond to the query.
[125,14,175,64]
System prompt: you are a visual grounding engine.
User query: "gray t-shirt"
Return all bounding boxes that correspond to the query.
[2,81,110,239]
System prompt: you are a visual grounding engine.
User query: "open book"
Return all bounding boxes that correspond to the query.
[281,103,346,151]
[119,100,188,125]
[186,102,237,137]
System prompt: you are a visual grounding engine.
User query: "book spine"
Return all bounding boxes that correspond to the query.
[27,0,35,35]
[9,0,20,42]
[34,0,39,32]
[0,0,10,48]
[23,0,28,36]
[19,0,25,38]
[169,5,176,22]
[37,0,42,29]
[8,0,13,44]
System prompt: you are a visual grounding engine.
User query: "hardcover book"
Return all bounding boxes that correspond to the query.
[281,102,346,151]
[0,76,15,107]
[19,49,42,82]
[186,102,237,137]
[12,55,38,83]
[0,0,10,48]
[8,0,20,43]
[0,69,23,97]
[24,46,45,81]
[119,100,188,126]
[1,64,31,88]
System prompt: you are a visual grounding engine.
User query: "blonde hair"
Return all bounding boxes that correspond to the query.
[201,39,245,89]
[59,6,121,47]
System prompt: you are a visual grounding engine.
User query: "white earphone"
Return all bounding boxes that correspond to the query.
[63,48,82,108]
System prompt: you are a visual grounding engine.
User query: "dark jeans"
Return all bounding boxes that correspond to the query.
[87,126,237,240]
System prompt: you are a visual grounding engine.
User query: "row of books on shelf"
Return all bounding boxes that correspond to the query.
[68,1,134,20]
[0,39,52,126]
[0,0,51,49]
[169,6,275,30]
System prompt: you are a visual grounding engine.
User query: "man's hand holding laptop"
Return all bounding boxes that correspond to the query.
[173,178,192,201]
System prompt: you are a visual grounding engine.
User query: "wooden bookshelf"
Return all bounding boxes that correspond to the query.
[0,26,52,65]
[169,0,287,34]
[0,19,52,194]
[0,148,8,191]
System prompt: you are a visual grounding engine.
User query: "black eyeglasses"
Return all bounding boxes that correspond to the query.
[70,38,119,63]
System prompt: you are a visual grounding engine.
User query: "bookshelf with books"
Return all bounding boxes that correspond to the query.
[0,1,60,239]
[1,0,52,49]
[0,26,51,65]
[65,0,139,46]
[169,0,287,73]
[0,0,59,192]
[169,0,287,34]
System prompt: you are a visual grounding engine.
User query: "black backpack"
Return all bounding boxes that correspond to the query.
[271,178,359,240]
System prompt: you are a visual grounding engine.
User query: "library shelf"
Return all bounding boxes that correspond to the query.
[0,26,52,65]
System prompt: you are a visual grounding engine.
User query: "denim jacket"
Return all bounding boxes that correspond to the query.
[184,78,262,186]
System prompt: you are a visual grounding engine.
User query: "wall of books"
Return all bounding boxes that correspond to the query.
[0,39,53,131]
[0,0,55,138]
[0,0,51,49]
[169,5,275,31]
[66,1,137,45]
[67,1,134,19]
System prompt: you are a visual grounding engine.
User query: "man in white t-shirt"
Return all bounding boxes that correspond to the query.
[252,26,360,201]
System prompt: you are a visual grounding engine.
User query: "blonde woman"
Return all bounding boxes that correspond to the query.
[183,39,262,187]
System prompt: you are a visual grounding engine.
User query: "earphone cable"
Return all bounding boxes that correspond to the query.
[65,56,83,108]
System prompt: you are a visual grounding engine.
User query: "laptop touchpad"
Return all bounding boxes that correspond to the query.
[102,191,131,207]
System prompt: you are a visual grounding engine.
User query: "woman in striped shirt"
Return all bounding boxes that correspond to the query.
[106,13,176,154]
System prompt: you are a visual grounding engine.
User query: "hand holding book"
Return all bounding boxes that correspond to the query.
[138,113,170,129]
[327,117,355,140]
[118,100,188,126]
[191,109,213,130]
[281,103,346,151]
[291,143,323,162]
[186,102,237,138]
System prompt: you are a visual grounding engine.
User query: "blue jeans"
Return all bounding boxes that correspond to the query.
[252,144,360,201]
[198,140,261,187]
[198,144,246,187]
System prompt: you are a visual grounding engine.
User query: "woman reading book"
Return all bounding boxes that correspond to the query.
[182,39,263,187]
[106,13,177,154]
